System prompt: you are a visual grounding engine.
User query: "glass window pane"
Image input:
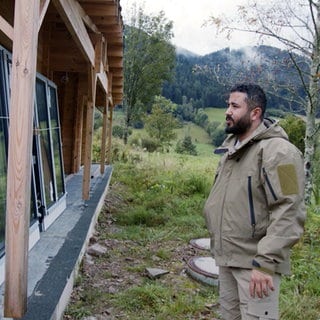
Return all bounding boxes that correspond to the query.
[0,50,9,254]
[36,79,55,207]
[0,101,7,253]
[49,86,65,197]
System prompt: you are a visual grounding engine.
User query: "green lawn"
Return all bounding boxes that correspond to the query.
[66,142,320,320]
[203,107,226,123]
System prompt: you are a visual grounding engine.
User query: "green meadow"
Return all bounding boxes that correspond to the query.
[65,108,320,320]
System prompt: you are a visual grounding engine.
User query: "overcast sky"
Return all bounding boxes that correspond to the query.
[121,0,260,55]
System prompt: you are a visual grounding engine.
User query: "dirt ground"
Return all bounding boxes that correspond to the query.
[63,183,219,320]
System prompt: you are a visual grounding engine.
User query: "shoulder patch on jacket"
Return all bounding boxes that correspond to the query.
[277,164,299,195]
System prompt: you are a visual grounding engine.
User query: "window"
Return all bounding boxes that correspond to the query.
[0,45,66,254]
[0,49,9,256]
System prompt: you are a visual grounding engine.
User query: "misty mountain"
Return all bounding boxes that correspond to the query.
[162,45,310,116]
[174,47,199,58]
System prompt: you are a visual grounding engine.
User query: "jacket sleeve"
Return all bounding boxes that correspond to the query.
[252,139,306,275]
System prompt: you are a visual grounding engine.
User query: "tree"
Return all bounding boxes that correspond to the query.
[279,115,306,153]
[144,97,179,150]
[123,4,176,144]
[175,136,198,156]
[209,0,320,204]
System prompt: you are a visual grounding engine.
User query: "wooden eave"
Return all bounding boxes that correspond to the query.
[0,0,124,105]
[78,0,124,105]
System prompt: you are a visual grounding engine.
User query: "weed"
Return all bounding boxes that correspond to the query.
[65,132,320,319]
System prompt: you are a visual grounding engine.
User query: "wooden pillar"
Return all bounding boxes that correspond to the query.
[106,73,113,165]
[100,98,109,174]
[106,102,113,165]
[4,0,39,317]
[82,66,96,200]
[72,74,87,173]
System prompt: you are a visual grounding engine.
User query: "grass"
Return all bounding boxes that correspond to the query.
[65,108,320,319]
[203,107,226,123]
[64,142,320,319]
[279,211,320,319]
[64,148,221,320]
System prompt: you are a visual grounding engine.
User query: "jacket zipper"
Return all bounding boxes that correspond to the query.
[262,168,278,201]
[247,176,256,238]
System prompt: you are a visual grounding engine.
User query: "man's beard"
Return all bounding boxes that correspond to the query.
[225,113,252,135]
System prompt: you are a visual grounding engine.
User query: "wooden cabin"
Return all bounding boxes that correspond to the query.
[0,0,123,318]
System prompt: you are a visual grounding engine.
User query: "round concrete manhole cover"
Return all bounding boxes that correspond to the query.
[186,256,219,286]
[189,238,211,251]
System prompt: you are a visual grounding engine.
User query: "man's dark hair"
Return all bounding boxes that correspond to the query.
[230,84,267,118]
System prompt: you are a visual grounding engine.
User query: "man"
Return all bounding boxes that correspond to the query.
[204,84,306,320]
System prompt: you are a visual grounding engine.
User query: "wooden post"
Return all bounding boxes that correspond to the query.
[72,74,87,173]
[82,66,96,200]
[4,0,39,317]
[106,102,113,165]
[100,98,109,174]
[106,72,113,165]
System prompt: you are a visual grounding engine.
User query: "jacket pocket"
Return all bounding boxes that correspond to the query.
[248,176,256,238]
[262,168,278,202]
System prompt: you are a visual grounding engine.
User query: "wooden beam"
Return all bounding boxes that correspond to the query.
[79,0,118,3]
[107,47,123,58]
[39,0,51,30]
[80,4,118,16]
[108,56,122,68]
[102,38,108,71]
[94,34,104,72]
[97,72,108,94]
[106,72,113,164]
[106,104,113,164]
[72,74,87,172]
[82,66,96,200]
[52,0,95,66]
[0,15,13,40]
[4,0,40,317]
[100,99,108,174]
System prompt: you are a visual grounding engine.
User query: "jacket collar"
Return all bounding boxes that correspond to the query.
[214,118,286,157]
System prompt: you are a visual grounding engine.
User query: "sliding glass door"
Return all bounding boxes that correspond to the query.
[0,45,66,252]
[0,49,9,256]
[34,75,65,225]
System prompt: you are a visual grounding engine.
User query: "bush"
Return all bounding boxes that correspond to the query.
[211,127,226,146]
[175,136,197,156]
[279,115,306,153]
[132,119,144,129]
[112,125,125,138]
[266,108,287,118]
[141,137,159,152]
[112,125,132,139]
[205,121,220,136]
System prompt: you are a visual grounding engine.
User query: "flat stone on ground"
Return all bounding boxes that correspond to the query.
[145,267,169,279]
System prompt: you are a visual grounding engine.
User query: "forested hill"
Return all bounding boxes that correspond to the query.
[162,45,309,116]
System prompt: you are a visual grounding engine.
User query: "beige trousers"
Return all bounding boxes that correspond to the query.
[219,266,281,320]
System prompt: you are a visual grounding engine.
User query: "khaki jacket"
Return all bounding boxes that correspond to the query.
[204,119,306,275]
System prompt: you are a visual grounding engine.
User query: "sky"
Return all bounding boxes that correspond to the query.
[121,0,261,56]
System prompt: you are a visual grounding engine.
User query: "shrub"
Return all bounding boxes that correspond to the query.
[279,115,306,153]
[141,137,159,152]
[175,136,197,156]
[211,127,226,146]
[112,125,132,139]
[205,121,220,136]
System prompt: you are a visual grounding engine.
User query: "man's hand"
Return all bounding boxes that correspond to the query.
[249,269,275,298]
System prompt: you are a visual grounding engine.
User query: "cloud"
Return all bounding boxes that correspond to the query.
[121,0,262,55]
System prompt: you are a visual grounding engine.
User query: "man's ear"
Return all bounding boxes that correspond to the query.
[251,107,262,120]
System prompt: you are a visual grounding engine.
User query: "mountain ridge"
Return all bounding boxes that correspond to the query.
[163,45,309,116]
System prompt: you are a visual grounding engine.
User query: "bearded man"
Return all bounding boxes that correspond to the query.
[204,83,306,320]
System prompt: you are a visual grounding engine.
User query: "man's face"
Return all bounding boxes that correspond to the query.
[225,91,252,136]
